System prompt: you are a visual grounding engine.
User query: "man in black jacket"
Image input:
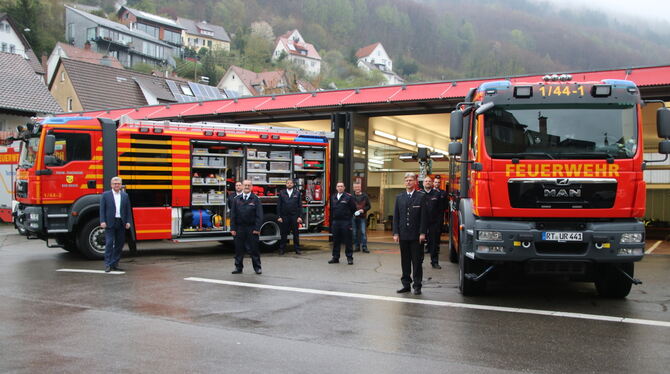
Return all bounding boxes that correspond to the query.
[393,173,427,295]
[227,181,243,209]
[277,179,303,255]
[328,182,357,265]
[352,182,371,253]
[230,180,264,274]
[422,176,444,269]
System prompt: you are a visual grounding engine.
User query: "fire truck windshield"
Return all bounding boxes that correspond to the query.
[18,136,40,168]
[484,104,637,159]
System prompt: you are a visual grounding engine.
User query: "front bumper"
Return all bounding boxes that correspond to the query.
[14,204,44,235]
[471,218,644,263]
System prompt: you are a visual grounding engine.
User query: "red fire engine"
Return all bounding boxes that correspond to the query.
[447,75,670,297]
[12,116,331,259]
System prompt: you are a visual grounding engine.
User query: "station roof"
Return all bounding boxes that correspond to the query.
[58,64,670,123]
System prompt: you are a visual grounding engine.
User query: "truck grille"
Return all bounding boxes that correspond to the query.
[508,178,616,209]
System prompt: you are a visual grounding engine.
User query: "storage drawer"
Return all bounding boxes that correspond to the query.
[270,151,291,160]
[205,177,219,185]
[247,161,267,171]
[208,157,225,167]
[192,193,208,205]
[303,150,324,160]
[192,177,204,184]
[193,148,208,154]
[268,177,289,184]
[248,173,267,183]
[192,156,208,167]
[270,161,290,171]
[208,193,226,205]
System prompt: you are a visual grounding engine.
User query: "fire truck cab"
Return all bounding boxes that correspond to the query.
[447,75,670,297]
[13,116,331,259]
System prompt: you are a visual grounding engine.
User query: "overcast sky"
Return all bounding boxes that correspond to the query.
[537,0,670,23]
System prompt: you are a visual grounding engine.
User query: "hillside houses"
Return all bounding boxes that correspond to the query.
[272,30,321,76]
[355,42,404,85]
[177,17,231,52]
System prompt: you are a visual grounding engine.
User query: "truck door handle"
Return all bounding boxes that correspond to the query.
[87,180,96,189]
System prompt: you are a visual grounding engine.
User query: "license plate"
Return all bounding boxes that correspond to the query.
[542,232,583,242]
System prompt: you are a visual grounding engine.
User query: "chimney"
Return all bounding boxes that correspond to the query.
[100,55,112,66]
[84,41,91,51]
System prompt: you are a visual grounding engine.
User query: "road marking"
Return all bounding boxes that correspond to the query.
[57,268,125,275]
[185,277,670,328]
[645,240,663,254]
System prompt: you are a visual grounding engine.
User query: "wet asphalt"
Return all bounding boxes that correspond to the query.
[1,223,669,373]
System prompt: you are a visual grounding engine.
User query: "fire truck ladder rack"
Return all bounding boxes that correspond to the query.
[119,115,335,139]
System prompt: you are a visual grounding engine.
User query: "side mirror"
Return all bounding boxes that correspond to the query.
[660,140,670,154]
[44,135,56,155]
[448,142,462,157]
[657,107,670,139]
[450,110,463,140]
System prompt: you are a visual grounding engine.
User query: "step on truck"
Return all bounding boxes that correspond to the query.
[447,75,670,297]
[11,116,332,259]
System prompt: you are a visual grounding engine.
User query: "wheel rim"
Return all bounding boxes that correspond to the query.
[260,221,280,245]
[88,226,106,254]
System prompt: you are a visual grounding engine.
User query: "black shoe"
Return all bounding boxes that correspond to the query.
[328,258,339,264]
[104,266,111,273]
[362,248,370,253]
[231,269,242,274]
[347,258,353,265]
[255,269,262,275]
[413,289,422,295]
[396,287,411,293]
[432,264,442,269]
[295,249,302,255]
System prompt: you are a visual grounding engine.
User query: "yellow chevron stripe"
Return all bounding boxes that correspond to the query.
[118,157,189,163]
[125,185,190,190]
[85,174,103,179]
[118,147,190,155]
[118,139,189,146]
[136,229,172,234]
[119,166,190,171]
[120,175,190,181]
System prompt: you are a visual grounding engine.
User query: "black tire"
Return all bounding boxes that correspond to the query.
[595,263,634,298]
[259,213,281,251]
[77,219,106,260]
[56,236,78,253]
[458,222,486,296]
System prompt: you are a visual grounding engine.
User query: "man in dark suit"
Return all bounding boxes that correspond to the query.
[100,176,132,272]
[422,176,444,269]
[393,173,428,295]
[230,179,264,274]
[277,179,303,255]
[227,181,243,209]
[328,182,357,265]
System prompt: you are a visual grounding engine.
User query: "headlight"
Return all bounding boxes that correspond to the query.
[29,213,39,221]
[478,230,502,241]
[618,248,643,256]
[620,233,643,243]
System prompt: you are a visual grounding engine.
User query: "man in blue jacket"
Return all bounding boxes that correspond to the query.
[230,179,264,274]
[100,176,132,272]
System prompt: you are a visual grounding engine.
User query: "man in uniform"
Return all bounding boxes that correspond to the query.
[230,180,264,274]
[393,173,427,295]
[328,182,357,265]
[227,181,243,208]
[422,176,444,269]
[277,179,303,255]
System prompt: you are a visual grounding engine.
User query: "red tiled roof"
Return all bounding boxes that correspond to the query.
[355,43,381,59]
[226,65,286,96]
[56,42,124,69]
[59,64,670,121]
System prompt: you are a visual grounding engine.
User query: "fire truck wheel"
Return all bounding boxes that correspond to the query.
[56,237,78,253]
[458,223,486,296]
[595,263,633,298]
[78,219,106,260]
[259,213,280,251]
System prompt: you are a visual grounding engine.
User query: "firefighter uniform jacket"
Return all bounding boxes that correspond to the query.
[423,188,445,225]
[230,193,263,231]
[393,190,428,241]
[277,189,302,218]
[330,192,357,221]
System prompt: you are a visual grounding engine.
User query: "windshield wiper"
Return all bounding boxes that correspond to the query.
[493,152,555,159]
[556,152,617,160]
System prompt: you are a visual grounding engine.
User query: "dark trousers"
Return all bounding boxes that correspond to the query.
[331,219,353,259]
[104,218,125,267]
[279,215,300,252]
[352,217,367,249]
[426,222,442,265]
[399,239,423,289]
[234,225,261,271]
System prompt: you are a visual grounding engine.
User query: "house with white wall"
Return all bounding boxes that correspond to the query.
[355,42,404,85]
[272,30,321,76]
